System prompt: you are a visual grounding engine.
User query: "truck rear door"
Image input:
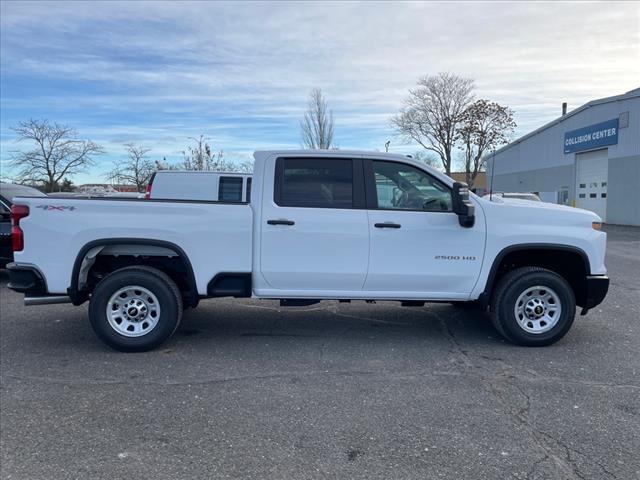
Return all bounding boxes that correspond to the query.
[259,157,369,292]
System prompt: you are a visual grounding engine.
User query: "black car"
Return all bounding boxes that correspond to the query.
[0,183,47,268]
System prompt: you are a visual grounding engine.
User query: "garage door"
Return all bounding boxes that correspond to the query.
[576,148,608,221]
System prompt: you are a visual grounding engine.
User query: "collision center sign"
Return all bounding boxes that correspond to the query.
[564,118,619,154]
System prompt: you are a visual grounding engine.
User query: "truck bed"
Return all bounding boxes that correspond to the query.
[13,197,253,295]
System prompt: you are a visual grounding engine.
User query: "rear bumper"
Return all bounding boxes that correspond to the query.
[6,263,47,295]
[0,240,12,268]
[583,275,609,309]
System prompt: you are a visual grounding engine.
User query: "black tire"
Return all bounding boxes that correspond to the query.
[88,266,183,352]
[490,267,576,346]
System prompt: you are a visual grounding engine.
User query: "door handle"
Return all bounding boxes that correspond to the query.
[267,219,295,226]
[374,222,401,229]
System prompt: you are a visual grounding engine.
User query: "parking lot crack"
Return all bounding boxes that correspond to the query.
[2,369,380,387]
[435,313,599,480]
[489,376,621,480]
[512,382,531,418]
[524,453,549,480]
[485,379,588,480]
[436,313,475,370]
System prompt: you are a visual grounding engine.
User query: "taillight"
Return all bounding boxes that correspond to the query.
[144,172,156,199]
[11,204,29,252]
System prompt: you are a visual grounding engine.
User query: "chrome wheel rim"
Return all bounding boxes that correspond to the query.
[514,286,562,334]
[106,286,161,337]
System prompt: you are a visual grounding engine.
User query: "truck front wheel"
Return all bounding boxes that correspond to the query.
[490,267,576,346]
[88,266,183,352]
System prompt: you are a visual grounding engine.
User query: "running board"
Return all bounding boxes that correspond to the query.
[25,295,72,306]
[279,299,321,307]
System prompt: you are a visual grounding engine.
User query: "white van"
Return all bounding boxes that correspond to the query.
[146,171,252,202]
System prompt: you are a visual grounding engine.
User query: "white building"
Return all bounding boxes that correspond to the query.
[487,88,640,226]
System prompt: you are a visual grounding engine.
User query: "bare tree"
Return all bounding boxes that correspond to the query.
[106,143,155,192]
[412,150,441,170]
[301,88,335,149]
[235,160,254,173]
[9,119,104,192]
[457,100,516,188]
[180,135,251,172]
[182,135,217,171]
[392,73,474,175]
[182,135,213,170]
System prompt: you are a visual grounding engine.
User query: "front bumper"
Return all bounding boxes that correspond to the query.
[6,263,47,295]
[582,275,609,310]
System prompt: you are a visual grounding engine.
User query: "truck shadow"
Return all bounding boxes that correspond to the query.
[0,272,505,352]
[174,299,502,349]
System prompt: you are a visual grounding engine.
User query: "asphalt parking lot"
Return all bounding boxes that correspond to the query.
[1,226,639,480]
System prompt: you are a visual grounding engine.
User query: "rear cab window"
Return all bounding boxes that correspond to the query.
[274,158,364,209]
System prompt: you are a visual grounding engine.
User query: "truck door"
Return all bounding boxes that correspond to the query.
[260,157,369,292]
[363,159,485,299]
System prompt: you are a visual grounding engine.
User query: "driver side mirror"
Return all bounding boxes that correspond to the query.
[452,182,475,228]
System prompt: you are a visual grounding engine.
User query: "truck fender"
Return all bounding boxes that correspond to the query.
[477,243,590,307]
[68,238,198,306]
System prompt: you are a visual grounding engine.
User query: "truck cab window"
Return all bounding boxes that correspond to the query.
[278,158,353,208]
[219,177,244,202]
[372,161,452,212]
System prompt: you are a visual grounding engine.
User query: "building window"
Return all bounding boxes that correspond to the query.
[590,182,598,188]
[579,183,586,188]
[590,193,597,198]
[579,194,586,198]
[619,111,629,128]
[559,189,569,205]
[601,193,607,198]
[601,182,607,187]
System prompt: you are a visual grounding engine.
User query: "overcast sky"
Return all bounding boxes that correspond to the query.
[1,0,638,183]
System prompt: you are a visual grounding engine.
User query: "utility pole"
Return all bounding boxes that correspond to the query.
[489,148,496,200]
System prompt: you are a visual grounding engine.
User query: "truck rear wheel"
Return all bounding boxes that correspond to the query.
[490,267,576,346]
[88,266,183,352]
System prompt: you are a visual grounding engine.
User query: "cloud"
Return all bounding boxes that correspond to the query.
[1,1,638,181]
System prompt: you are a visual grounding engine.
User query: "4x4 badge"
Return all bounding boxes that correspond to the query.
[35,205,76,211]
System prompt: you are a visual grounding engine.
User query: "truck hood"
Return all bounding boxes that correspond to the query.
[476,196,602,223]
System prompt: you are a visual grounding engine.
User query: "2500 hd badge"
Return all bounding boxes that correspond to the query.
[435,255,477,261]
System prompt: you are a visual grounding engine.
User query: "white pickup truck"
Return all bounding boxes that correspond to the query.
[7,150,609,351]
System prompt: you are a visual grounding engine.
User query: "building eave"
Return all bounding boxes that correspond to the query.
[488,87,640,159]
